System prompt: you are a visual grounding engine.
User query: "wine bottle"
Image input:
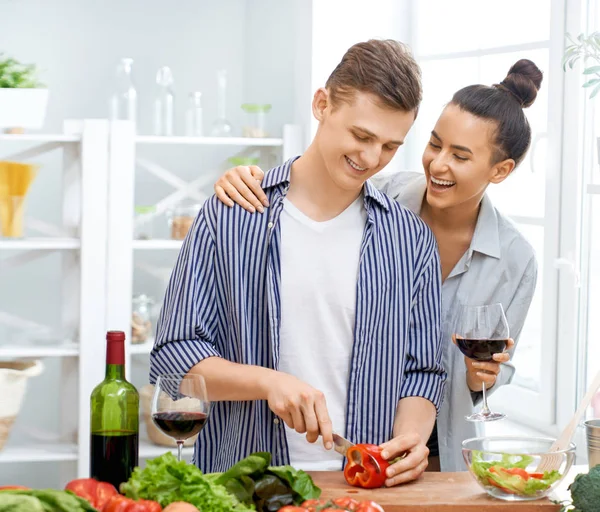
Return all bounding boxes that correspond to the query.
[90,331,139,490]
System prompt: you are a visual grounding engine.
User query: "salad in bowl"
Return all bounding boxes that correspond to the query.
[462,436,575,501]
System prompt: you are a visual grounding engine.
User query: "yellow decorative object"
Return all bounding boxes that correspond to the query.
[0,161,38,238]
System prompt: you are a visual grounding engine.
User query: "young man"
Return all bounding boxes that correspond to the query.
[151,39,446,486]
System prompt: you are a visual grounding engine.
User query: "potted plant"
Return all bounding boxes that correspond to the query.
[564,32,600,163]
[0,54,48,133]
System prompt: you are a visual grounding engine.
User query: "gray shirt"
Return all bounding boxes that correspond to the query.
[371,171,537,471]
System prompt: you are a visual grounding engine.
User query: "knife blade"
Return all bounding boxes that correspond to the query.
[332,432,382,474]
[332,432,354,456]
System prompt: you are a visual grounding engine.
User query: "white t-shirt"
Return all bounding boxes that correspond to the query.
[278,195,367,470]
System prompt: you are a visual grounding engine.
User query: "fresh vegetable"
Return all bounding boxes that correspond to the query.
[282,497,385,512]
[556,464,600,512]
[0,486,29,491]
[343,444,389,489]
[0,488,98,512]
[470,450,562,496]
[65,478,119,509]
[120,452,253,512]
[206,451,321,510]
[162,502,199,512]
[102,494,162,512]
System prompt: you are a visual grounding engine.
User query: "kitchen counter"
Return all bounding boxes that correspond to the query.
[308,470,570,511]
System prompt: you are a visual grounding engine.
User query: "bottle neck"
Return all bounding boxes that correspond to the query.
[106,340,126,380]
[106,363,126,380]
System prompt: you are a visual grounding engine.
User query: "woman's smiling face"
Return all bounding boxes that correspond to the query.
[421,103,513,211]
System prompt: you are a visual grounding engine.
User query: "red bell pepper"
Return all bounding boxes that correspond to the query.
[64,478,119,509]
[102,494,162,512]
[343,444,389,489]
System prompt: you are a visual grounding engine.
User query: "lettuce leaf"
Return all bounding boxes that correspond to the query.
[120,452,252,512]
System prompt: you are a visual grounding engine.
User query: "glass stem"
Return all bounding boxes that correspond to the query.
[177,440,184,462]
[480,382,491,416]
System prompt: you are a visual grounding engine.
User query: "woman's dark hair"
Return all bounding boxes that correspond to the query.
[450,59,543,167]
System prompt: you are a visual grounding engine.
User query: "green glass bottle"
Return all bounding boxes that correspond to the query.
[90,331,139,490]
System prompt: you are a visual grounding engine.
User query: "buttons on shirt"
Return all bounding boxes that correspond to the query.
[273,417,280,425]
[267,221,274,229]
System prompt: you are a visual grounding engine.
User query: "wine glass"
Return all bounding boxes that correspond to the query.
[455,303,510,422]
[151,373,210,462]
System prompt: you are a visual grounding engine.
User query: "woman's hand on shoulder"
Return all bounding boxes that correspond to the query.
[214,165,268,213]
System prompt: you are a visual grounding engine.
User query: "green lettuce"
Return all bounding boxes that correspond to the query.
[120,452,252,512]
[471,450,562,497]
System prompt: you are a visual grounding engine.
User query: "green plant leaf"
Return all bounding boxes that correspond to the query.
[583,78,600,87]
[583,65,600,74]
[590,82,600,99]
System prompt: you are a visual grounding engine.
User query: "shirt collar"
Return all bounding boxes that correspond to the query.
[470,194,501,259]
[388,173,501,259]
[263,156,389,212]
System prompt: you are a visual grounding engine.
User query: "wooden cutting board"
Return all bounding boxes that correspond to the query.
[308,471,561,512]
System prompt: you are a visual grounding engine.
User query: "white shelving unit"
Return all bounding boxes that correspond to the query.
[0,443,79,463]
[0,121,110,478]
[0,238,81,250]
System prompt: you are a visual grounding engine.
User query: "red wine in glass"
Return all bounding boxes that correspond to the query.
[456,338,509,362]
[152,411,207,440]
[455,303,510,422]
[152,373,210,462]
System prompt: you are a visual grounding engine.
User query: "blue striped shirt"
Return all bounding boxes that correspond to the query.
[150,157,446,473]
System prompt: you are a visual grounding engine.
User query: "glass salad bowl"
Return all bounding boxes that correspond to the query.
[462,436,575,501]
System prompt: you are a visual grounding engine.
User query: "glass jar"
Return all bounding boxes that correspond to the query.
[185,91,203,137]
[227,156,259,168]
[132,294,154,344]
[167,204,201,240]
[241,103,271,138]
[133,205,156,240]
[109,58,137,125]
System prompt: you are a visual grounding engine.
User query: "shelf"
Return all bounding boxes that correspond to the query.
[0,134,81,143]
[130,340,154,355]
[0,238,80,250]
[132,239,183,250]
[136,135,283,147]
[0,442,78,463]
[0,342,79,358]
[139,439,194,460]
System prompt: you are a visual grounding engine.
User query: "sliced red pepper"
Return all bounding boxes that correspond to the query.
[343,444,389,489]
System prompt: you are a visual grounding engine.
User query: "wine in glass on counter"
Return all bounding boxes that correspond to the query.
[90,331,139,490]
[151,373,210,462]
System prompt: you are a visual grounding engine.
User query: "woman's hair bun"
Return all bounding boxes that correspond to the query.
[495,59,543,108]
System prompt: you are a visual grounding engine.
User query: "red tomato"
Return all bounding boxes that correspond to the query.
[102,495,162,512]
[278,507,309,512]
[356,501,385,512]
[332,496,361,509]
[65,478,119,509]
[344,444,390,489]
[301,499,329,511]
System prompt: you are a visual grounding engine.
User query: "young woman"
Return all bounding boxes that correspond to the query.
[213,59,542,472]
